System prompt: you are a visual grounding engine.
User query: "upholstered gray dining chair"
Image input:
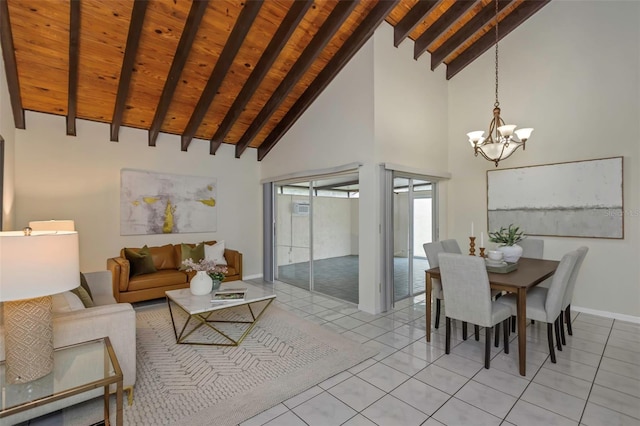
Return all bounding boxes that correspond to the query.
[424,242,446,329]
[441,239,462,254]
[438,253,511,369]
[496,250,579,363]
[519,238,544,259]
[523,246,589,344]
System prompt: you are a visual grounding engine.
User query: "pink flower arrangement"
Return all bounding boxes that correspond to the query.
[182,258,228,281]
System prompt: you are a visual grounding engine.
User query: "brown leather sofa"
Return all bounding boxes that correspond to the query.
[107,241,242,303]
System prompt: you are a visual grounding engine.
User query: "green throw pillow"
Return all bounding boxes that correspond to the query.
[79,272,93,299]
[124,245,157,277]
[71,285,95,308]
[180,242,205,270]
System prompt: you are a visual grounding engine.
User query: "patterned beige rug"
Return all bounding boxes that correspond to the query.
[62,301,377,426]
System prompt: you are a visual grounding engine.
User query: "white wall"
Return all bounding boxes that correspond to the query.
[14,112,263,276]
[448,1,640,317]
[0,44,16,230]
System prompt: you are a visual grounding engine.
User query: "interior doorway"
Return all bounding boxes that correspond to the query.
[274,173,359,304]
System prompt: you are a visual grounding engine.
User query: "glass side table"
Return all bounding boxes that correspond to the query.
[0,337,123,426]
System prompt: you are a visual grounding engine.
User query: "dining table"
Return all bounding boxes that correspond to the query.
[425,257,560,376]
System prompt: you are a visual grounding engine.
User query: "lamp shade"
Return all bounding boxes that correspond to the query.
[0,231,79,301]
[28,220,75,231]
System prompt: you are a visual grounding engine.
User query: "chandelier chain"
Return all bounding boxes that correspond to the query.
[494,0,499,108]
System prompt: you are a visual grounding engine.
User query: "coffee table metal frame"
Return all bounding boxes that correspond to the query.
[166,288,276,346]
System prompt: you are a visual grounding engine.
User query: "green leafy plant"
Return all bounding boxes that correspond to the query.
[488,224,524,246]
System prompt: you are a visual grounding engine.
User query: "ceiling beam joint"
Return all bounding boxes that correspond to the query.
[0,0,25,129]
[393,0,438,47]
[67,0,81,136]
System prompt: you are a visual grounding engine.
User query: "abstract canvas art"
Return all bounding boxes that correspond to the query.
[121,169,217,235]
[487,157,623,239]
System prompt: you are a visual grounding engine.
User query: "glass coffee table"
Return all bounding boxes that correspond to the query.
[0,336,123,425]
[166,281,276,346]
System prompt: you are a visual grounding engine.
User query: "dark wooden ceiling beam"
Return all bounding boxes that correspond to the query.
[209,0,312,155]
[66,0,80,136]
[181,0,262,152]
[148,0,208,147]
[0,0,24,129]
[431,0,512,71]
[446,0,551,79]
[110,0,148,142]
[258,0,399,161]
[393,0,438,47]
[414,0,475,60]
[235,0,358,158]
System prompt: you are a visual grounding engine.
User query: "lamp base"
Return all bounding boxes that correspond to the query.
[3,296,54,384]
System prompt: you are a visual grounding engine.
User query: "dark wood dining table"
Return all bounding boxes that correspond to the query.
[425,257,560,376]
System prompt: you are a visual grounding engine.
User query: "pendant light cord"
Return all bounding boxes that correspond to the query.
[494,0,499,108]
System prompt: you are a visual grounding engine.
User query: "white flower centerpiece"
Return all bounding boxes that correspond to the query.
[182,258,228,294]
[488,224,525,263]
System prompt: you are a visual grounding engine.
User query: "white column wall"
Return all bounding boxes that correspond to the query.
[448,1,640,317]
[14,112,263,276]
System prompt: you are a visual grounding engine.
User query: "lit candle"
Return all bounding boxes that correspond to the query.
[471,222,474,237]
[481,232,484,247]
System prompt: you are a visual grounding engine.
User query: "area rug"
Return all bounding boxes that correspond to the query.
[93,301,377,425]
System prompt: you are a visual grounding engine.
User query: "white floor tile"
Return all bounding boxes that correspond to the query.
[291,392,357,426]
[360,394,429,426]
[327,376,385,412]
[455,380,517,418]
[432,397,502,426]
[356,362,410,393]
[390,377,450,415]
[506,400,578,426]
[521,382,586,421]
[413,364,469,395]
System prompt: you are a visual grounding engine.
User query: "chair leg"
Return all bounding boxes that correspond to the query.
[503,318,509,354]
[555,318,563,351]
[446,317,451,354]
[485,326,491,369]
[511,315,516,332]
[435,299,441,329]
[565,305,573,335]
[462,321,468,340]
[559,311,566,345]
[474,325,480,341]
[547,323,556,363]
[494,322,500,347]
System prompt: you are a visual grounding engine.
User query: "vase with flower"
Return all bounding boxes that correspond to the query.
[182,258,227,295]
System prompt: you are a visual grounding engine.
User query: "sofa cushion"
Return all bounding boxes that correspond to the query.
[124,245,158,277]
[71,285,95,308]
[179,242,205,270]
[149,244,178,270]
[52,291,85,313]
[205,240,227,266]
[128,270,189,291]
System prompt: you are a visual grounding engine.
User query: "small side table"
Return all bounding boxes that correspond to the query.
[0,336,123,425]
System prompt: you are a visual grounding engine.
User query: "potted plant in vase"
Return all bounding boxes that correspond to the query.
[488,224,525,263]
[208,265,228,291]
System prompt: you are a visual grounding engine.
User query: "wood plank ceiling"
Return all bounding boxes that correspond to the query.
[0,0,549,160]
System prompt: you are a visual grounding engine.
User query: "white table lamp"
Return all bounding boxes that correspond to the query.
[0,229,79,383]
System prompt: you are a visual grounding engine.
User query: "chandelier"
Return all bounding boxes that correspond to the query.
[467,0,533,167]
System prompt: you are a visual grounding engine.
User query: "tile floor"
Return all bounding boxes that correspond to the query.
[241,279,640,426]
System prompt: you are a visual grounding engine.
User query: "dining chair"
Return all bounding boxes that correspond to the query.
[441,239,462,254]
[496,250,579,363]
[524,246,589,344]
[423,242,446,329]
[519,238,544,259]
[438,253,511,369]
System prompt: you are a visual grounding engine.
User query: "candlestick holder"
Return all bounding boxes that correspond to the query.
[469,237,476,256]
[479,247,486,258]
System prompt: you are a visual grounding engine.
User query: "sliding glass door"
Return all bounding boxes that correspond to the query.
[391,174,435,302]
[274,173,359,304]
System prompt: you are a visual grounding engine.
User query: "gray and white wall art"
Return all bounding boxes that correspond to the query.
[487,157,623,239]
[121,169,217,235]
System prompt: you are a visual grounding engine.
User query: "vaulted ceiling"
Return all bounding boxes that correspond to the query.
[0,0,549,160]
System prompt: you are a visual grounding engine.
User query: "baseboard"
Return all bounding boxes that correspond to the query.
[572,305,640,324]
